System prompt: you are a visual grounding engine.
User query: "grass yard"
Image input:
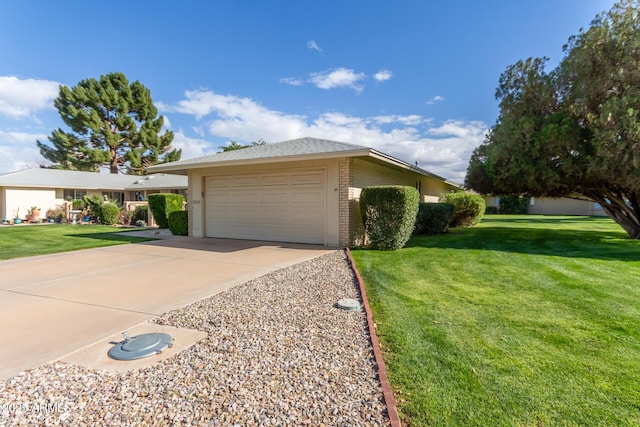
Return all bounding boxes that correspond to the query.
[0,224,153,260]
[351,215,640,426]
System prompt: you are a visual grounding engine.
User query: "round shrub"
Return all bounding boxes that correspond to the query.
[99,202,120,225]
[439,191,486,227]
[360,186,420,250]
[414,203,455,235]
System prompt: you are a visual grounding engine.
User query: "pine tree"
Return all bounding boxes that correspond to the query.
[37,72,180,174]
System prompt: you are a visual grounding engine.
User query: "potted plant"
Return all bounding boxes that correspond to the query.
[28,206,41,223]
[46,206,65,223]
[13,208,22,224]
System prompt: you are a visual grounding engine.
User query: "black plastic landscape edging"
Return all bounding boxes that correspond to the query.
[345,248,402,427]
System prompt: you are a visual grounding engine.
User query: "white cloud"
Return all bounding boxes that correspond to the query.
[426,95,445,105]
[279,77,305,86]
[307,40,322,52]
[372,115,426,126]
[0,76,60,119]
[193,126,205,137]
[373,69,393,82]
[162,90,488,182]
[309,68,365,93]
[170,131,215,160]
[0,130,51,173]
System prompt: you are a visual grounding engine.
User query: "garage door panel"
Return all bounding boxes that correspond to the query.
[205,169,326,244]
[261,174,290,186]
[292,172,323,184]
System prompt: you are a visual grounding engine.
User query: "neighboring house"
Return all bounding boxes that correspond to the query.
[484,196,607,216]
[0,168,187,221]
[148,137,460,247]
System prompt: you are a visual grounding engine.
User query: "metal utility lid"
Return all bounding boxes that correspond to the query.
[336,298,361,311]
[108,332,174,361]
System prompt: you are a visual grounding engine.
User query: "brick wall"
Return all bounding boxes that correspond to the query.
[338,158,352,247]
[187,175,194,237]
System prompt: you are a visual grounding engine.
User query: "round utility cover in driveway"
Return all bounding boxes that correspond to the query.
[108,332,173,361]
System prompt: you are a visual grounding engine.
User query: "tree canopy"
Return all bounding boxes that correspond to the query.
[37,72,180,174]
[465,0,640,238]
[218,139,267,152]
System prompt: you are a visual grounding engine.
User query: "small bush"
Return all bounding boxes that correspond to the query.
[439,191,485,227]
[83,195,103,218]
[499,195,529,214]
[133,205,148,224]
[148,194,184,229]
[360,186,420,250]
[168,210,188,236]
[135,219,147,227]
[119,209,134,226]
[414,203,455,235]
[485,206,498,214]
[72,199,83,210]
[99,202,120,225]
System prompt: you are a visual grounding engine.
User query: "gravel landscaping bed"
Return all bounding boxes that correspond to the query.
[0,250,390,426]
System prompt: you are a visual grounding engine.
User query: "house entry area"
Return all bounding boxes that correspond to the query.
[204,168,327,244]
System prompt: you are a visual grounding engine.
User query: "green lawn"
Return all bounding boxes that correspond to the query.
[0,224,154,260]
[351,215,640,426]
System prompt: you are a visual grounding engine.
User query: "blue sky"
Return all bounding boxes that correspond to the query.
[0,0,616,182]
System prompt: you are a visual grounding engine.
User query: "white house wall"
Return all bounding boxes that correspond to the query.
[3,188,57,220]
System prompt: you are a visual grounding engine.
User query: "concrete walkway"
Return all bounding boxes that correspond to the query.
[0,234,335,381]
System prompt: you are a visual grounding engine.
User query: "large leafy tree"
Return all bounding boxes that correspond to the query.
[466,0,640,238]
[38,72,180,174]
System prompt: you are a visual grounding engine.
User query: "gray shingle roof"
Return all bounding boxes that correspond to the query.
[125,174,188,191]
[149,137,370,171]
[0,168,187,190]
[148,136,454,183]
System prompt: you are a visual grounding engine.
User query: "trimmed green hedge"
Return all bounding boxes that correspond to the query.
[148,193,184,229]
[439,191,486,227]
[414,203,455,235]
[499,195,529,214]
[99,202,120,225]
[168,210,188,236]
[360,186,420,250]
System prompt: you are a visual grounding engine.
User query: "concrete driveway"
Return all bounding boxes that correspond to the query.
[0,234,335,381]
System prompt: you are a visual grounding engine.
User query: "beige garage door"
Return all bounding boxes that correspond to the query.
[205,168,326,244]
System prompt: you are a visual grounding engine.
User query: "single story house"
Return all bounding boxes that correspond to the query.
[0,168,187,221]
[148,137,461,247]
[484,196,607,216]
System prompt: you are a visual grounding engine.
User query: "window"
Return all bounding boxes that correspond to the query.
[102,192,124,205]
[63,189,87,202]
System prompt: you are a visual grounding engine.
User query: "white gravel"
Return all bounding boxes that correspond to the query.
[0,250,390,426]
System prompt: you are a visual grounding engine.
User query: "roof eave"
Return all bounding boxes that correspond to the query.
[367,149,454,183]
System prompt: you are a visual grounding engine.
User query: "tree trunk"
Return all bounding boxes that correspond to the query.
[110,149,118,174]
[589,193,640,239]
